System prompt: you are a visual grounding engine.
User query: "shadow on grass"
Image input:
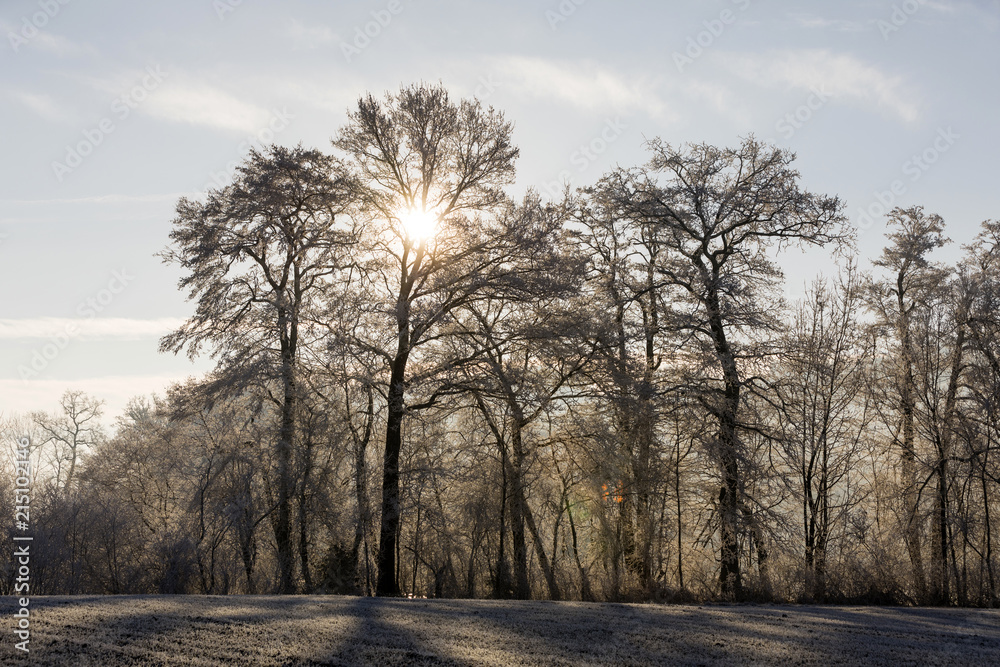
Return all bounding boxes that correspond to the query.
[299,596,466,666]
[2,596,999,666]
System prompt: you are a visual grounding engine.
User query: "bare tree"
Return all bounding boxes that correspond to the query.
[867,206,950,602]
[575,183,670,595]
[160,144,359,593]
[956,220,1000,604]
[32,390,105,492]
[332,83,523,596]
[449,205,588,599]
[778,264,874,600]
[595,137,848,598]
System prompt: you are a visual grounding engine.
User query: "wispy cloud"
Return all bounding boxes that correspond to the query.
[675,79,751,125]
[143,81,272,133]
[0,193,193,206]
[30,31,96,57]
[0,21,95,57]
[0,318,185,341]
[718,49,921,123]
[8,90,77,123]
[924,1,959,13]
[492,56,674,121]
[791,15,871,32]
[280,79,358,113]
[285,19,337,49]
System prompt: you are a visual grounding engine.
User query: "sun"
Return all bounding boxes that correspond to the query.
[399,207,438,242]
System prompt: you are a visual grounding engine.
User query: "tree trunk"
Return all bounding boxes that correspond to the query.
[815,435,830,601]
[932,316,965,604]
[376,254,419,598]
[523,493,561,600]
[745,505,772,599]
[898,304,927,603]
[509,416,531,599]
[706,287,744,600]
[495,440,513,597]
[275,314,297,594]
[565,493,594,601]
[376,351,408,596]
[674,417,686,593]
[982,450,996,603]
[351,386,374,593]
[633,256,659,592]
[299,435,313,593]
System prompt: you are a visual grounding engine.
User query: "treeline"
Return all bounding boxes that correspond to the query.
[3,83,998,606]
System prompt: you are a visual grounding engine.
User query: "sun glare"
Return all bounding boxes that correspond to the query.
[400,207,438,242]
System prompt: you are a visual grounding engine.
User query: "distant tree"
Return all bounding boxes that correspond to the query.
[31,390,105,492]
[160,144,359,593]
[594,137,849,599]
[777,264,874,600]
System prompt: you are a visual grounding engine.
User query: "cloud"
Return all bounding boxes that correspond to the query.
[285,19,337,49]
[718,49,921,123]
[30,31,96,57]
[143,82,272,133]
[0,193,193,206]
[0,318,185,341]
[792,16,871,32]
[492,56,674,121]
[280,80,358,113]
[923,1,959,13]
[0,20,95,57]
[9,90,76,123]
[676,80,751,125]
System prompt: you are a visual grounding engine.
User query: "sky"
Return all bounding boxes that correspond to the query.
[1,0,998,425]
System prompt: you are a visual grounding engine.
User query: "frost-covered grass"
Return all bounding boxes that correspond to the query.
[2,595,999,666]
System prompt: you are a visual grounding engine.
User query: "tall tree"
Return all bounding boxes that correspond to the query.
[576,184,667,595]
[910,276,968,605]
[956,220,1000,604]
[868,205,950,602]
[595,137,848,598]
[160,144,358,593]
[333,83,521,596]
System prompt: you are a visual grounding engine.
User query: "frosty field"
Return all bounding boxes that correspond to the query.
[2,596,999,666]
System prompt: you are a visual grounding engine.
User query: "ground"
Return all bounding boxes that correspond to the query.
[2,595,999,665]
